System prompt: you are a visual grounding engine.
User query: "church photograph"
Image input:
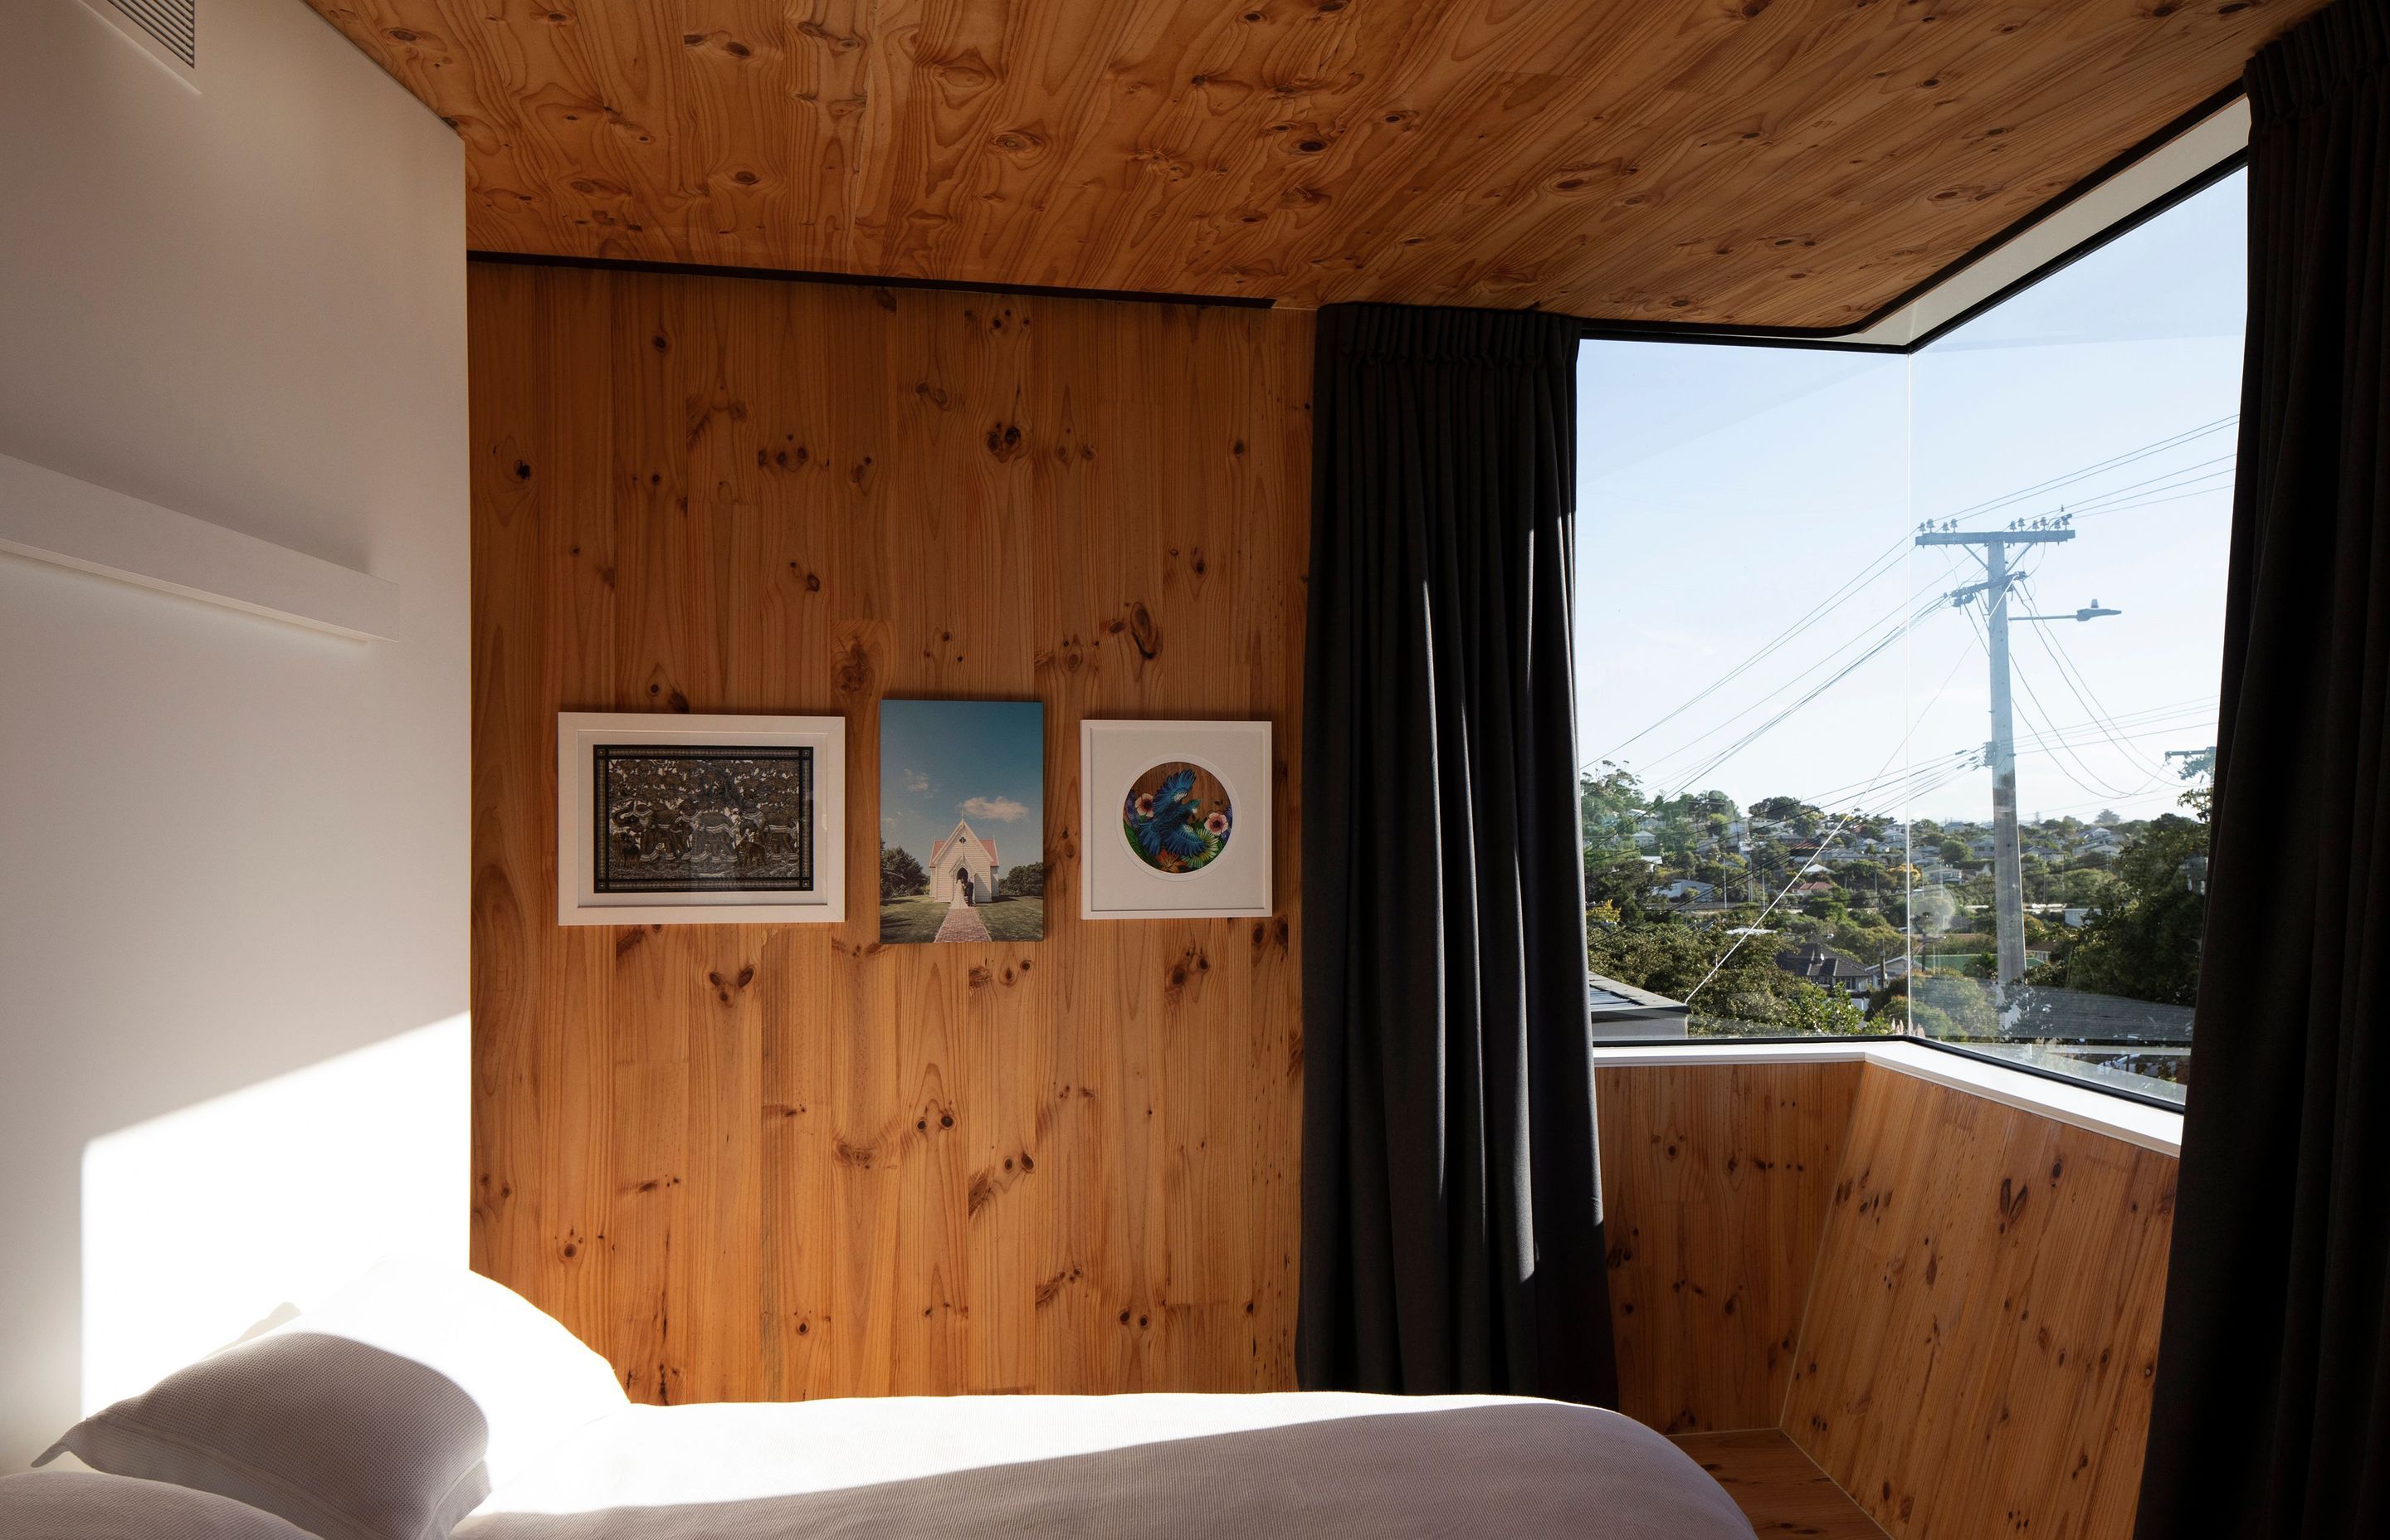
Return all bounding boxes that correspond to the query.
[878,699,1046,943]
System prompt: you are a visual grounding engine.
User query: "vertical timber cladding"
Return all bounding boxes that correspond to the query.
[1784,1066,2176,1540]
[1597,1057,2178,1540]
[468,262,1311,1401]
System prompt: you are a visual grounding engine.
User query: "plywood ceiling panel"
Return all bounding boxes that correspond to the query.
[309,1,2319,327]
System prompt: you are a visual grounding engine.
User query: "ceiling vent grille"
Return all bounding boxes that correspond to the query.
[106,0,196,69]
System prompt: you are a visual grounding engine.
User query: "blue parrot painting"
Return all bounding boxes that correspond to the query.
[1122,763,1232,874]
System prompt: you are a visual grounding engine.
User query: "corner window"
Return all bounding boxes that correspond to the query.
[1575,171,2241,1107]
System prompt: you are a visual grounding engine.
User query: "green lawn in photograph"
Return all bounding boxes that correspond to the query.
[879,896,949,943]
[878,894,1046,943]
[977,896,1045,942]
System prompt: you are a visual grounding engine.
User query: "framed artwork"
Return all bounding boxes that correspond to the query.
[1080,719,1272,919]
[877,699,1046,944]
[556,712,846,925]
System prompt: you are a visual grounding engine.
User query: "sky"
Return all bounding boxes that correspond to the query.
[1573,171,2245,828]
[878,699,1045,878]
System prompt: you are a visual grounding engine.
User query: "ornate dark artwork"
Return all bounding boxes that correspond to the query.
[593,744,814,893]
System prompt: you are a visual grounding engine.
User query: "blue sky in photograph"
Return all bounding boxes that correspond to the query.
[1573,170,2245,826]
[879,699,1045,876]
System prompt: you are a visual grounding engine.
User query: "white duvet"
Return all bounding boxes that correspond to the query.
[458,1392,1756,1538]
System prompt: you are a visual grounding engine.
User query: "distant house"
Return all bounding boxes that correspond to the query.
[1630,829,1658,848]
[1775,942,1879,994]
[1792,880,1838,898]
[1653,878,1718,903]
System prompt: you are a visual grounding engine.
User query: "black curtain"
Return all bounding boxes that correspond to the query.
[1296,304,1617,1406]
[2136,3,2390,1534]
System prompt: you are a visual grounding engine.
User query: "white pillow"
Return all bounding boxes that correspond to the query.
[257,1258,628,1493]
[39,1260,626,1540]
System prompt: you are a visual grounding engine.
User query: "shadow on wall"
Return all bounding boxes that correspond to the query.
[79,1015,470,1413]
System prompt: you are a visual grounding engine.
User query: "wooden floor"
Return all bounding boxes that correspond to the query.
[1674,1430,1889,1540]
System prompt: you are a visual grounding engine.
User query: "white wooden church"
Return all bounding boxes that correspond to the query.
[928,820,999,906]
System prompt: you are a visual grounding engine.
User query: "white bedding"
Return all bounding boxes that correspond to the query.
[458,1392,1756,1538]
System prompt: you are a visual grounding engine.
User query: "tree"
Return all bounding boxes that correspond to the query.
[1780,983,1869,1036]
[997,860,1045,899]
[1749,795,1819,838]
[2046,811,2208,1006]
[880,842,927,900]
[1937,837,1968,865]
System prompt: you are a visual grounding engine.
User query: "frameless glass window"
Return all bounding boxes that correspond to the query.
[1898,174,2240,1104]
[1574,170,2239,1107]
[1573,342,1912,1042]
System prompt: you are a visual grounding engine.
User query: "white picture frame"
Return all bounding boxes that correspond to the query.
[557,711,846,926]
[1080,719,1273,919]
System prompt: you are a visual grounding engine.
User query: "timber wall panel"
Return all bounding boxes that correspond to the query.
[469,262,1311,1401]
[1783,1065,2176,1540]
[1596,1060,1861,1433]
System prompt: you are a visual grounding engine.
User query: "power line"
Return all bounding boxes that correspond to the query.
[1588,536,1910,766]
[2041,455,2236,519]
[1937,415,2237,526]
[2017,576,2177,772]
[1592,417,2235,808]
[1636,556,1972,789]
[1959,601,2143,801]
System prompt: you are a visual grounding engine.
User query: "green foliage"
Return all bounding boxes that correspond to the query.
[1779,982,1869,1036]
[2041,811,2208,1006]
[1588,914,1876,1036]
[997,860,1046,899]
[1871,972,2001,1037]
[880,842,927,900]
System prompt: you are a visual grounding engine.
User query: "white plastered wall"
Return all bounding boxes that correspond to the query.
[0,0,469,1467]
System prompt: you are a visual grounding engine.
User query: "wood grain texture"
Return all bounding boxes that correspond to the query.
[306,0,2323,328]
[469,261,1311,1401]
[1597,1060,1861,1434]
[1675,1429,1890,1540]
[1783,1065,2177,1540]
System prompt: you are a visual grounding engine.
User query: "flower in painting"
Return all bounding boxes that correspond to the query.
[1134,792,1157,819]
[1204,811,1230,836]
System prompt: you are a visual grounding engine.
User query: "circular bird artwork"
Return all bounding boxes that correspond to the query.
[1122,762,1232,875]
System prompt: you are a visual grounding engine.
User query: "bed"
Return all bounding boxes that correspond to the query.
[22,1262,1756,1540]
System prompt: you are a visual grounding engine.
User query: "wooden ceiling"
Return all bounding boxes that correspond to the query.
[306,1,2322,328]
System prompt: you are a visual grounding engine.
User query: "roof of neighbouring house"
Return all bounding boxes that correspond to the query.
[1588,973,1687,1014]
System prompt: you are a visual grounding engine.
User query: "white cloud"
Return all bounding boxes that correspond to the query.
[902,768,932,794]
[960,795,1029,822]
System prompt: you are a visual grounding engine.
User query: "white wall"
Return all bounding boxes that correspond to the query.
[0,0,467,1469]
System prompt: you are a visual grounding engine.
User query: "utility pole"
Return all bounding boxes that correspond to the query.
[1917,525,2074,990]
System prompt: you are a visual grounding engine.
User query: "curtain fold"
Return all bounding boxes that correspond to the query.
[1296,303,1617,1405]
[2136,2,2390,1533]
